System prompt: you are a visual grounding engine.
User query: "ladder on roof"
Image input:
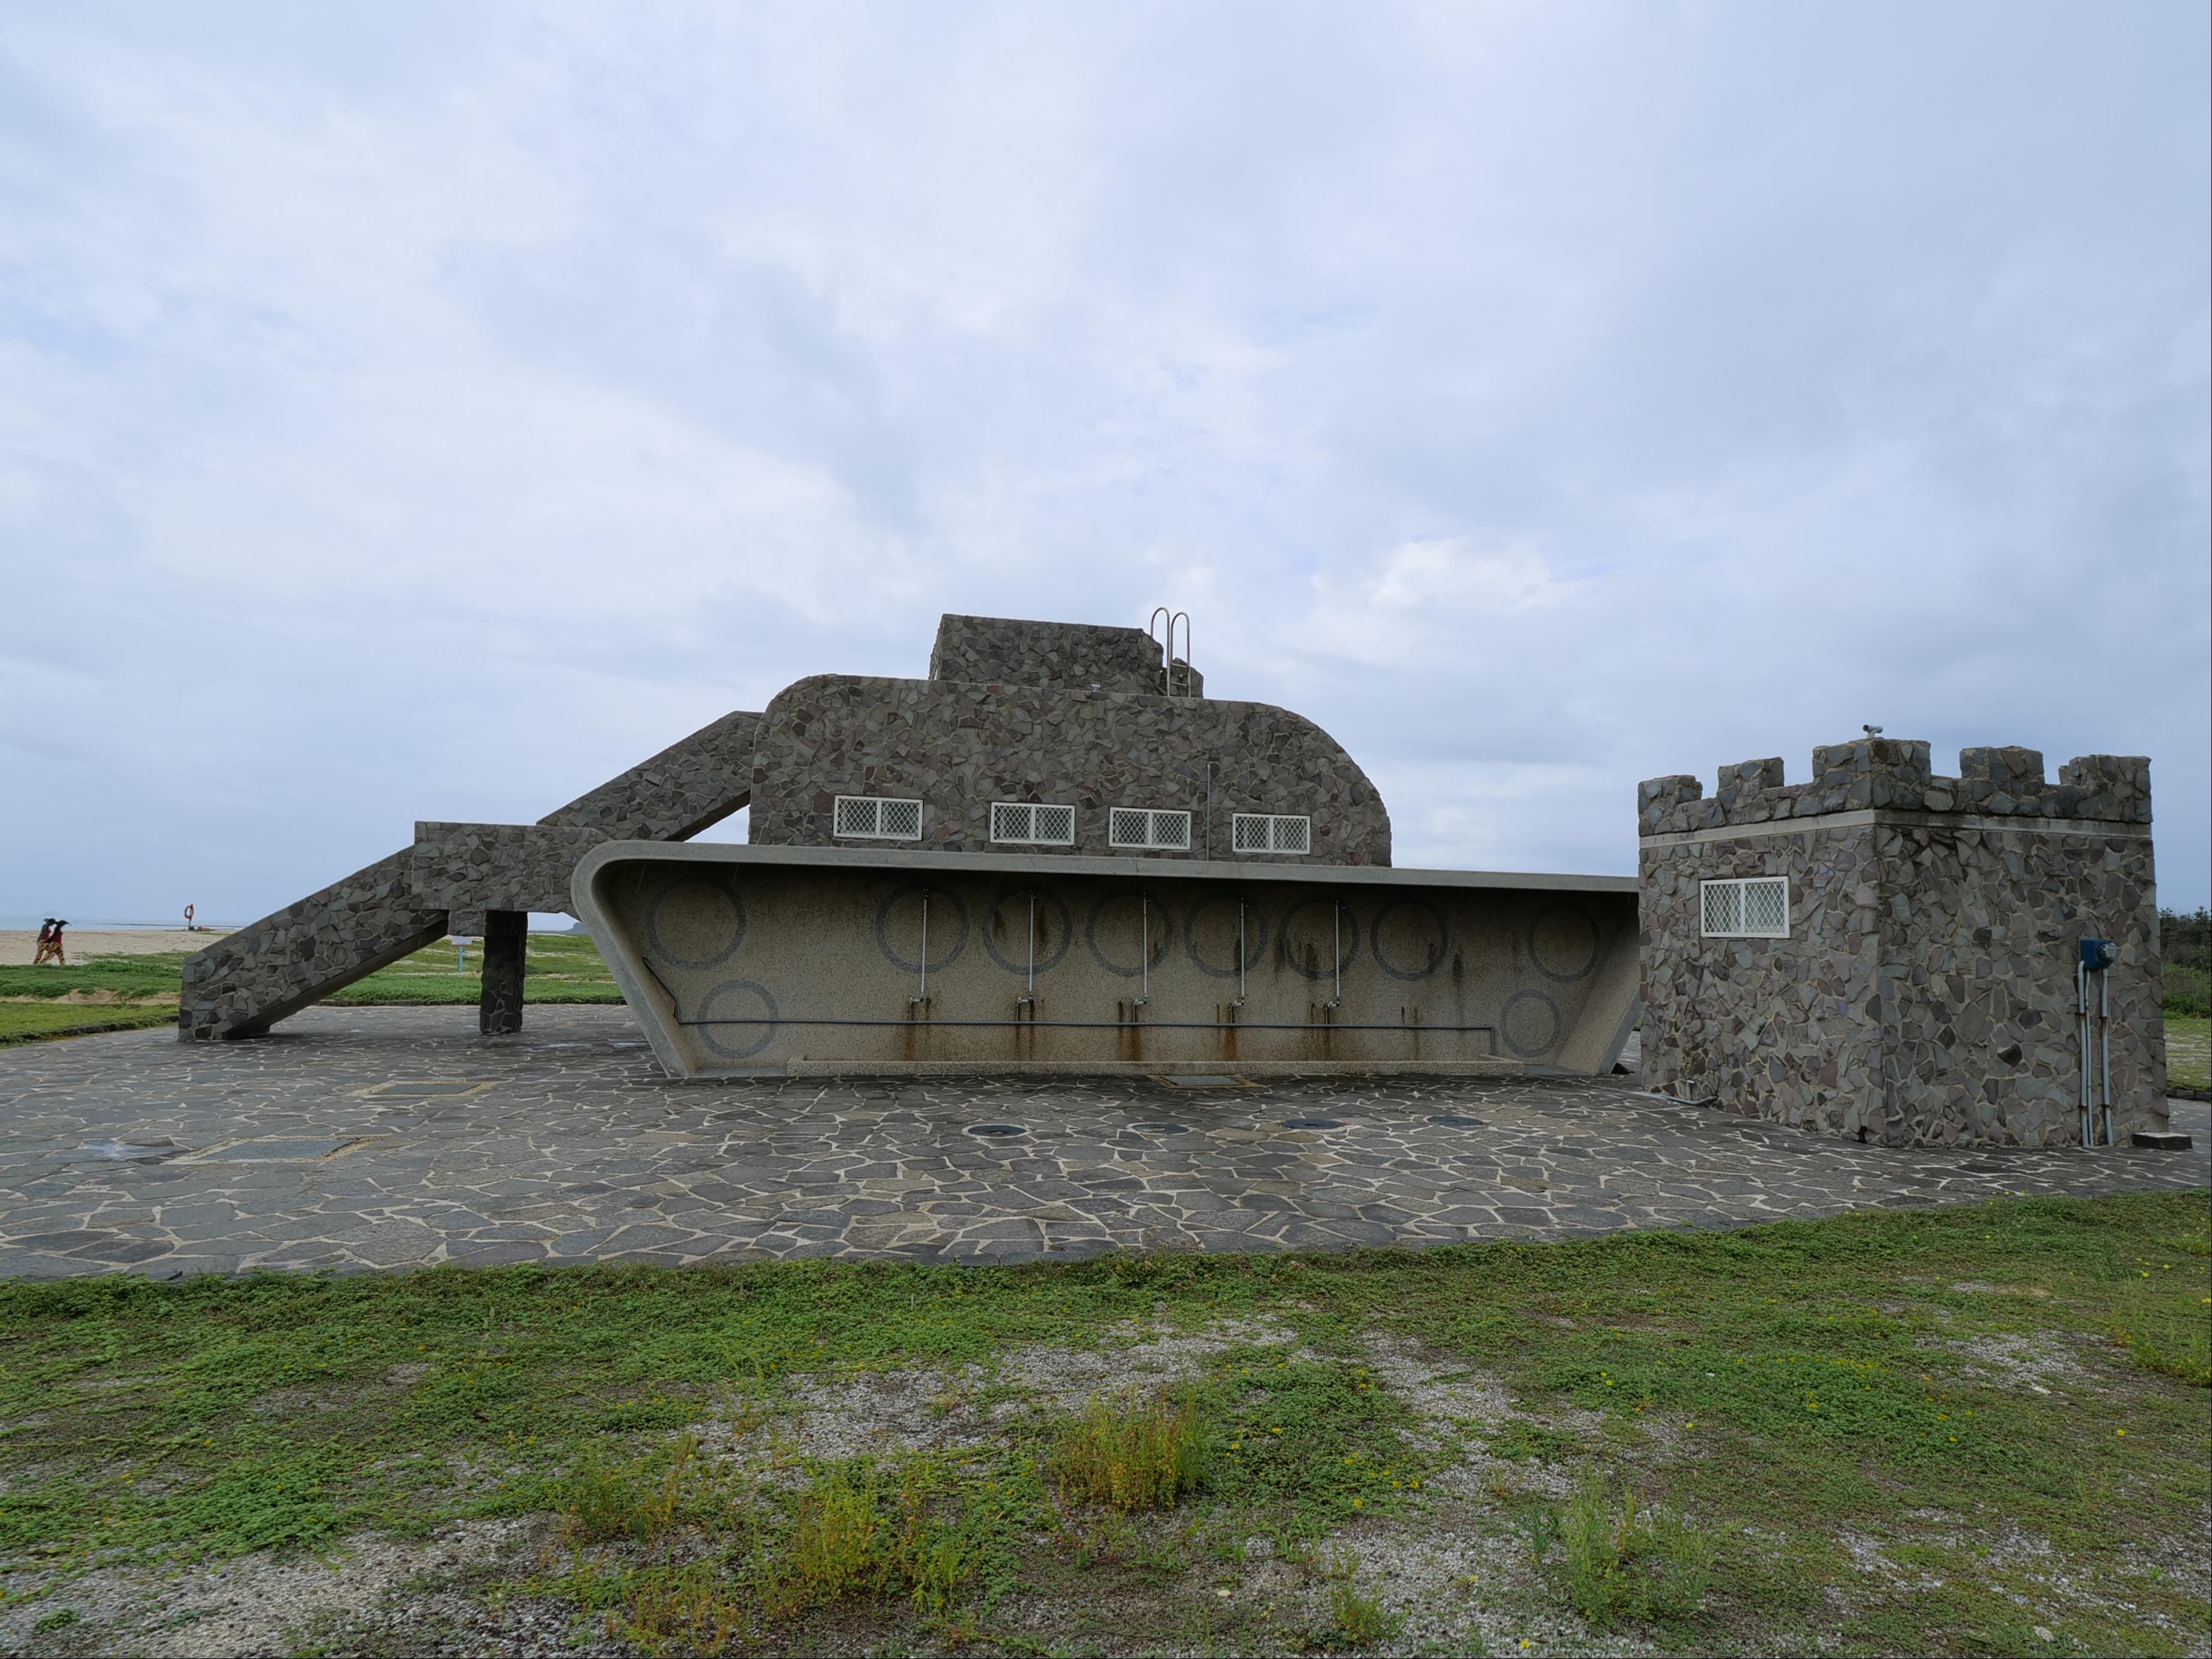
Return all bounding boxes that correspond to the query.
[1147,607,1194,697]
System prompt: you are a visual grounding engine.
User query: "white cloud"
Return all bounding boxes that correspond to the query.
[0,0,2204,922]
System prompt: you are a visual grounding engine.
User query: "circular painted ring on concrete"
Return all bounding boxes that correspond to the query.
[982,885,1074,977]
[644,877,748,971]
[1370,897,1450,982]
[1086,888,1175,978]
[695,979,780,1061]
[1182,891,1269,979]
[1527,903,1601,982]
[875,883,969,974]
[1499,988,1562,1058]
[1277,895,1362,980]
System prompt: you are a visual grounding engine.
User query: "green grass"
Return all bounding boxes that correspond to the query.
[2167,962,2211,1019]
[328,931,623,1005]
[2166,1013,2209,1092]
[1549,1475,1714,1627]
[1050,1387,1206,1512]
[0,935,622,1021]
[0,1004,176,1045]
[0,952,190,1003]
[1,1192,2205,1652]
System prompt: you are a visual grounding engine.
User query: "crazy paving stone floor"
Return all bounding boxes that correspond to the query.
[1,1006,2205,1279]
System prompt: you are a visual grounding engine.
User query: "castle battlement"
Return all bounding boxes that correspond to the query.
[1637,739,2151,837]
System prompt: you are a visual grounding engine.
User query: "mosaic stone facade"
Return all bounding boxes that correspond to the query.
[926,614,1199,697]
[1639,739,2166,1147]
[175,851,453,1043]
[537,710,762,840]
[747,674,1390,864]
[410,822,613,916]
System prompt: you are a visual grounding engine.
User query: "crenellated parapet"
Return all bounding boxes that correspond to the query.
[1638,739,2152,837]
[1634,732,2164,1148]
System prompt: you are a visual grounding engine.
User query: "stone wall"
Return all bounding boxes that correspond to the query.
[927,614,1198,697]
[1638,740,2165,1146]
[748,674,1390,865]
[411,822,613,915]
[1639,738,2152,836]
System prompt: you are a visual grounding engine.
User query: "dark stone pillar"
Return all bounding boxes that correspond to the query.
[480,910,527,1036]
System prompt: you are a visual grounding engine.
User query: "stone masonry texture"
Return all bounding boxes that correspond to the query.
[927,614,1200,697]
[537,710,763,840]
[174,851,453,1043]
[180,711,765,1040]
[747,673,1390,864]
[11,1006,2204,1280]
[1638,738,2164,1147]
[185,617,1373,1039]
[410,822,615,915]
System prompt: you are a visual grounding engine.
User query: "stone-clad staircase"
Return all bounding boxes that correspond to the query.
[179,710,761,1040]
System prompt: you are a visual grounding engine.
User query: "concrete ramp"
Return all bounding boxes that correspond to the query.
[179,712,761,1040]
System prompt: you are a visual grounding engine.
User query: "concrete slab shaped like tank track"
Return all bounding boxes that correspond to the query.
[572,842,1642,1081]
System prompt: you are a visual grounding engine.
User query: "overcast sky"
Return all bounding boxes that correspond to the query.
[2,1,2206,926]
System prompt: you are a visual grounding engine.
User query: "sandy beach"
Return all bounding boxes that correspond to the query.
[0,929,227,967]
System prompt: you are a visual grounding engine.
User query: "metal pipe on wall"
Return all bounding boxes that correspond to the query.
[2100,968,2112,1146]
[914,888,930,1009]
[2079,960,2090,1149]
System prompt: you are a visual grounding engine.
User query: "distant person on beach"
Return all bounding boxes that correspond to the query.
[32,920,54,964]
[34,919,67,966]
[184,903,195,932]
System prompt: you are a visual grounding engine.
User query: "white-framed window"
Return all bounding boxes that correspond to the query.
[1701,876,1789,939]
[1108,807,1192,851]
[834,795,923,840]
[990,801,1076,845]
[1232,813,1313,855]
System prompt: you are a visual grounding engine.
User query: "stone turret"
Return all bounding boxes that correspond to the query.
[1636,739,2165,1146]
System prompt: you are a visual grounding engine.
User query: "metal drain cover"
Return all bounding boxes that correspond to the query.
[965,1123,1026,1137]
[1158,1076,1245,1088]
[362,1080,490,1099]
[1280,1117,1345,1131]
[1426,1114,1488,1128]
[1129,1122,1192,1135]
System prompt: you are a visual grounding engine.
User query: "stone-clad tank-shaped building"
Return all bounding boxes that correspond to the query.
[1637,737,2166,1146]
[185,613,1639,1082]
[572,616,1639,1079]
[748,615,1392,864]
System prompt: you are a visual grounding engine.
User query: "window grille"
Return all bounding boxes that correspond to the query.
[1232,813,1312,855]
[833,795,923,840]
[990,801,1076,845]
[1700,876,1788,939]
[1109,807,1191,850]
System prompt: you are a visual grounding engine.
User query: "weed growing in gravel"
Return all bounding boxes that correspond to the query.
[1322,1550,1403,1647]
[1051,1387,1206,1511]
[557,1436,710,1545]
[774,1465,885,1609]
[1553,1476,1714,1625]
[1199,1349,1438,1536]
[599,1562,754,1658]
